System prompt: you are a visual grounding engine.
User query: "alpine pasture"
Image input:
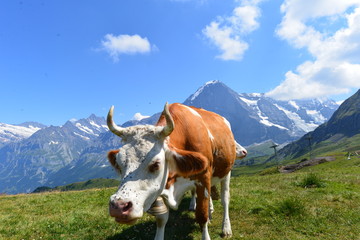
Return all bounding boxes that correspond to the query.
[1,155,359,240]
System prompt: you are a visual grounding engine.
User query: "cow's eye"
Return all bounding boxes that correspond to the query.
[149,161,160,173]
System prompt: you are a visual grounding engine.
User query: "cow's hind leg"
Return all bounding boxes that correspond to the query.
[220,172,232,238]
[195,183,211,240]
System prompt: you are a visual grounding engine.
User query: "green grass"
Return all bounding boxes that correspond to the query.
[231,163,275,176]
[1,157,360,239]
[295,173,326,188]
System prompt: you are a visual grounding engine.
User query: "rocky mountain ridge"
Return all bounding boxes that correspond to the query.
[0,115,108,193]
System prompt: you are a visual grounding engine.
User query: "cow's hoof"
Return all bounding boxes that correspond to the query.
[221,230,232,238]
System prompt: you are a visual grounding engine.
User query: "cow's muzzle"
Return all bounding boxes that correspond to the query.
[109,200,139,225]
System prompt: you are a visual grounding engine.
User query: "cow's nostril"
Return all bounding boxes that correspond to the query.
[123,201,133,212]
[110,200,133,213]
[110,201,118,209]
[242,150,247,156]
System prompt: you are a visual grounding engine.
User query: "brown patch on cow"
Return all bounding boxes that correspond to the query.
[165,172,178,189]
[167,146,209,178]
[193,107,236,179]
[157,103,214,176]
[108,150,120,173]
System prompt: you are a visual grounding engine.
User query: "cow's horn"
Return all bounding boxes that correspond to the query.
[107,106,126,137]
[161,102,174,137]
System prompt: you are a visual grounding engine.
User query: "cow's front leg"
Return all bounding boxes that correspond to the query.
[209,196,214,220]
[154,211,169,240]
[148,197,169,240]
[220,172,232,238]
[195,180,211,240]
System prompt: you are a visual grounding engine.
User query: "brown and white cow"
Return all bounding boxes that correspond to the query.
[107,103,247,240]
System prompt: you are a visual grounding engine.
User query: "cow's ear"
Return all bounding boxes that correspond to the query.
[166,149,208,177]
[107,150,121,173]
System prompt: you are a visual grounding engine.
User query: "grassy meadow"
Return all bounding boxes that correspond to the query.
[1,156,360,240]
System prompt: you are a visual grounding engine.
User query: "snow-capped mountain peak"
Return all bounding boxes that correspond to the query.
[0,122,46,146]
[185,82,339,145]
[190,80,220,101]
[63,114,108,139]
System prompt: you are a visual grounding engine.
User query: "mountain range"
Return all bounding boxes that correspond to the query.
[0,115,110,193]
[274,89,360,161]
[0,81,340,194]
[0,122,47,148]
[184,81,338,146]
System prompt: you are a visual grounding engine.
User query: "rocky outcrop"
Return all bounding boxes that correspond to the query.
[279,157,336,173]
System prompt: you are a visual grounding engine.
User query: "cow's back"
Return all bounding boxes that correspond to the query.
[192,107,236,179]
[156,103,214,164]
[157,103,236,179]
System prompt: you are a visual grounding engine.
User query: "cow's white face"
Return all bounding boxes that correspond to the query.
[108,126,170,224]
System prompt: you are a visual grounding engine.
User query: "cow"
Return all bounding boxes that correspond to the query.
[107,103,247,240]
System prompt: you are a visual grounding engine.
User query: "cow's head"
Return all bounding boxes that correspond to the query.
[107,103,174,225]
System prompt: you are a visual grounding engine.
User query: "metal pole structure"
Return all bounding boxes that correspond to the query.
[270,143,279,161]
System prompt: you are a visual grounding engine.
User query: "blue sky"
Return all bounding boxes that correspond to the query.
[1,0,360,126]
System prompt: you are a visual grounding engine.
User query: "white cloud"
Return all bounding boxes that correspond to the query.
[267,0,360,100]
[230,5,261,33]
[101,34,153,62]
[202,21,249,60]
[132,113,150,121]
[202,1,263,61]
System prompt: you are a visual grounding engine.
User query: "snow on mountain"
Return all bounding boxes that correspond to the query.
[273,104,317,133]
[0,122,46,146]
[0,114,108,194]
[190,80,220,101]
[239,95,288,131]
[276,89,360,160]
[0,81,341,194]
[71,114,108,137]
[237,93,339,138]
[185,81,339,146]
